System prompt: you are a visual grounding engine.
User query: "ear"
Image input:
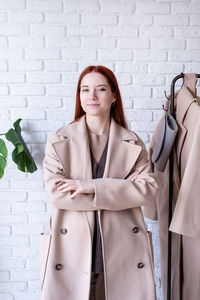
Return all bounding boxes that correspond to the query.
[112,92,116,102]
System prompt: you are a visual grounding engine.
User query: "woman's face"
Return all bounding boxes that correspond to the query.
[80,72,116,117]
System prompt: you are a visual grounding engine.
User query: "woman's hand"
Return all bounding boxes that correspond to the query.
[56,178,95,199]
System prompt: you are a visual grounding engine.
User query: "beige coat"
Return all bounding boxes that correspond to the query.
[144,74,200,300]
[40,115,157,300]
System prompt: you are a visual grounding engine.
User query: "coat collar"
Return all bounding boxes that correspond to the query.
[52,114,141,181]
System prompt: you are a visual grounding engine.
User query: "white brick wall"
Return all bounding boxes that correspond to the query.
[0,1,200,299]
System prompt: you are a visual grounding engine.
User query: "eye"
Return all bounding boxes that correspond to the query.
[81,89,89,92]
[97,88,106,92]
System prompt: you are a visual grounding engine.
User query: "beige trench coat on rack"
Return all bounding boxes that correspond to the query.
[144,74,200,300]
[40,115,157,300]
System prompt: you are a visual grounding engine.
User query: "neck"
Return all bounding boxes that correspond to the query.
[85,113,111,135]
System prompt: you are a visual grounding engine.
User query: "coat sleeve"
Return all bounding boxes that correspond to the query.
[43,134,96,211]
[93,141,158,211]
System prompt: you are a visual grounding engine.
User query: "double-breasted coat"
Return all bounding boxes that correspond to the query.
[144,74,200,300]
[40,114,157,300]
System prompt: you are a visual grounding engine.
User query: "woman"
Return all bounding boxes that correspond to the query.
[40,65,157,300]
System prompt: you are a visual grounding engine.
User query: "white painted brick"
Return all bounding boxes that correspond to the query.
[154,111,165,121]
[0,13,7,23]
[116,62,148,73]
[120,86,151,98]
[28,191,47,202]
[0,98,26,107]
[12,202,45,213]
[82,14,117,25]
[29,214,50,225]
[119,15,153,26]
[100,49,133,61]
[190,16,200,26]
[27,0,62,12]
[45,13,80,24]
[130,121,157,132]
[63,1,99,13]
[11,108,45,120]
[27,72,61,84]
[68,25,101,36]
[0,192,27,202]
[169,50,200,62]
[140,26,172,37]
[174,27,200,38]
[0,271,9,281]
[11,180,43,190]
[0,86,8,95]
[12,225,43,235]
[0,294,13,300]
[155,15,189,26]
[31,25,65,36]
[25,48,60,59]
[0,110,10,121]
[63,49,97,60]
[27,168,44,179]
[8,12,43,23]
[27,257,40,269]
[115,73,132,85]
[79,61,115,71]
[29,121,64,132]
[125,110,153,121]
[134,75,165,86]
[28,280,40,290]
[118,38,149,49]
[0,281,27,291]
[82,37,116,49]
[101,2,135,13]
[46,36,80,48]
[0,24,29,35]
[0,236,29,246]
[121,99,133,109]
[47,110,74,121]
[0,73,25,83]
[136,3,170,14]
[149,63,184,74]
[184,63,200,73]
[9,60,43,71]
[0,203,11,213]
[13,247,37,257]
[0,180,10,190]
[134,98,164,110]
[9,37,44,48]
[0,259,25,270]
[0,227,10,235]
[135,50,167,62]
[10,85,45,96]
[0,248,12,257]
[0,0,25,10]
[46,85,75,97]
[11,271,39,281]
[103,25,138,37]
[187,39,200,49]
[28,97,62,108]
[14,291,40,300]
[0,37,7,47]
[62,72,79,84]
[151,38,185,49]
[45,61,78,72]
[0,49,23,59]
[173,3,200,14]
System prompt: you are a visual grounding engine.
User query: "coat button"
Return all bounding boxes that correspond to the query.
[132,226,139,233]
[137,262,144,269]
[55,264,63,271]
[60,228,67,235]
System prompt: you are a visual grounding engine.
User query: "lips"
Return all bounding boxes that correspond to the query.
[87,104,100,106]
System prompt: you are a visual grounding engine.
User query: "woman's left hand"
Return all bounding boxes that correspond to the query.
[56,178,95,199]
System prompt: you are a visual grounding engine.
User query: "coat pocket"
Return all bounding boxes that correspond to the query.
[39,233,52,290]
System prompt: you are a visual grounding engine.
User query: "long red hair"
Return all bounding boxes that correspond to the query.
[71,65,127,128]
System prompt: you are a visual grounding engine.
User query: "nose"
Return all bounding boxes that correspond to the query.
[89,90,97,100]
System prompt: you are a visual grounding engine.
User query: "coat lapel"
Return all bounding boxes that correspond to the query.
[176,85,196,166]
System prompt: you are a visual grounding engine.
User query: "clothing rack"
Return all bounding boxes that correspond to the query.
[167,73,200,300]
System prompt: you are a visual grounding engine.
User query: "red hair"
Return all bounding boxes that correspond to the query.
[71,65,127,128]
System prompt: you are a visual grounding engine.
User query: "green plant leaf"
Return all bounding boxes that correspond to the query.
[5,118,37,173]
[0,155,7,179]
[0,138,8,158]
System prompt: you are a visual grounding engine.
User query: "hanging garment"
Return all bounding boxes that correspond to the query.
[144,74,200,300]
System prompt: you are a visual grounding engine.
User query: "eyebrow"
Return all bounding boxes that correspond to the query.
[81,84,108,88]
